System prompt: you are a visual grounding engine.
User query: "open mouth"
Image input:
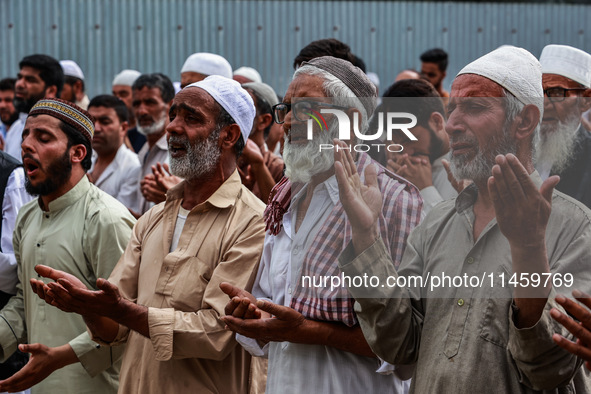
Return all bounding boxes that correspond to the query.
[23,157,41,177]
[168,141,187,157]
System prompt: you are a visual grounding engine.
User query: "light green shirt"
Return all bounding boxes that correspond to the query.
[1,176,135,394]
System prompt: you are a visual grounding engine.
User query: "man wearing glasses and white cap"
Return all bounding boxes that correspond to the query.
[537,44,591,207]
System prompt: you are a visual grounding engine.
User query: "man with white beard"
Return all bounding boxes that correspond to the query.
[28,76,267,393]
[537,44,591,207]
[220,56,422,393]
[129,73,174,216]
[337,46,591,393]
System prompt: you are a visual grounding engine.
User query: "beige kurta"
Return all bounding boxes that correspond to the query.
[98,170,266,393]
[2,176,135,393]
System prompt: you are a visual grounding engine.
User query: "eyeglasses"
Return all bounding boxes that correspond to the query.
[543,87,587,102]
[272,101,349,124]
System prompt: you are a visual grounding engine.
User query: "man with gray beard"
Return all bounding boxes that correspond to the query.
[28,76,267,393]
[537,44,591,207]
[220,56,421,393]
[130,73,175,216]
[337,45,591,393]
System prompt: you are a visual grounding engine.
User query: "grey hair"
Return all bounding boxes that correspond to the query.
[293,65,371,140]
[503,89,539,160]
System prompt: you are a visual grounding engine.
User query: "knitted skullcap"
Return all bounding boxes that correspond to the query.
[540,44,591,88]
[242,82,279,107]
[234,67,262,83]
[29,98,95,144]
[112,69,141,86]
[299,56,377,117]
[185,75,255,141]
[60,60,85,80]
[457,46,544,117]
[181,53,232,79]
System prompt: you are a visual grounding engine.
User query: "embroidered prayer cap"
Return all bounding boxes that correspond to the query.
[540,44,591,88]
[29,98,95,144]
[60,60,85,80]
[186,75,255,141]
[457,45,544,117]
[112,69,141,86]
[233,67,262,83]
[242,82,279,107]
[299,56,377,117]
[181,53,232,79]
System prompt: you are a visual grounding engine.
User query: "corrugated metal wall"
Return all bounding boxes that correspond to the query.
[1,0,590,98]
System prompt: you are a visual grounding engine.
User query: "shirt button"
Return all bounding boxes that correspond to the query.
[457,298,465,307]
[292,246,300,255]
[36,243,40,247]
[466,257,474,264]
[45,215,49,219]
[288,286,292,294]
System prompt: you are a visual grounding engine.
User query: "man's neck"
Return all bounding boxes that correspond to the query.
[146,130,165,148]
[181,163,237,210]
[40,170,86,211]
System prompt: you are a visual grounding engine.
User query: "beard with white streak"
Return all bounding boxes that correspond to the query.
[450,122,518,186]
[136,109,167,136]
[283,120,338,184]
[537,113,580,173]
[168,127,222,181]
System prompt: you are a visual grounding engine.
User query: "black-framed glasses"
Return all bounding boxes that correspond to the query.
[544,87,587,102]
[272,101,349,124]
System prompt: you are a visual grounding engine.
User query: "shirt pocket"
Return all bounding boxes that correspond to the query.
[479,265,512,348]
[169,256,212,311]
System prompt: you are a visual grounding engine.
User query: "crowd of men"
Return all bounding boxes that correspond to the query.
[0,38,590,393]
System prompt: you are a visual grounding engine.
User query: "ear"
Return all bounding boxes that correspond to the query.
[220,124,242,152]
[512,104,539,141]
[579,88,591,112]
[70,143,87,165]
[428,112,445,134]
[44,85,58,99]
[258,113,273,132]
[119,121,129,139]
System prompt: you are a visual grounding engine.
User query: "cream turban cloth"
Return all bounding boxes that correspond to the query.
[181,53,232,79]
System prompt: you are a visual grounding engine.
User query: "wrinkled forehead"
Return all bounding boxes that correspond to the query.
[451,74,505,98]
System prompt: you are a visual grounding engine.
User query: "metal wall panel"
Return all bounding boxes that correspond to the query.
[1,0,590,98]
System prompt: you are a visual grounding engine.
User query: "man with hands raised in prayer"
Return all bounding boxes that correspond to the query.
[336,46,591,392]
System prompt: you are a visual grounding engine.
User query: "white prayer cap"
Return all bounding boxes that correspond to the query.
[186,75,255,142]
[540,44,591,88]
[457,45,543,117]
[173,81,182,95]
[233,66,262,83]
[181,53,232,79]
[112,69,141,86]
[60,60,84,80]
[242,82,279,107]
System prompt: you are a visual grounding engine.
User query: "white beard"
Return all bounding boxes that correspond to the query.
[283,122,337,184]
[450,124,517,185]
[537,115,580,173]
[168,130,221,180]
[137,116,166,136]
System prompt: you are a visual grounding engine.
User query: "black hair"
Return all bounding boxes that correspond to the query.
[19,54,64,96]
[351,54,367,73]
[420,48,449,72]
[132,73,175,103]
[0,78,16,91]
[244,87,273,138]
[88,94,129,123]
[64,75,85,93]
[60,120,92,171]
[293,38,355,69]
